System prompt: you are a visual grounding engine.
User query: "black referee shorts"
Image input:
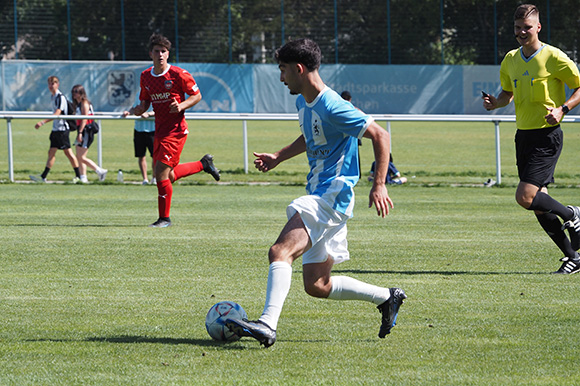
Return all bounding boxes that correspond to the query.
[515,125,563,188]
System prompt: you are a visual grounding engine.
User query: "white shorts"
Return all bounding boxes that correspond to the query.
[286,195,350,265]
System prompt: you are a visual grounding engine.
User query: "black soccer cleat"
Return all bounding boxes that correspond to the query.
[149,217,172,228]
[225,318,276,348]
[562,205,580,251]
[201,154,220,181]
[553,255,580,274]
[377,288,407,338]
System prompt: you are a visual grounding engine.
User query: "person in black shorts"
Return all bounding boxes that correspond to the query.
[123,109,156,185]
[483,4,580,274]
[30,76,81,183]
[72,84,108,183]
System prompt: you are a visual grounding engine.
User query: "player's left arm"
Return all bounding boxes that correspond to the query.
[169,93,202,114]
[545,87,580,125]
[545,54,580,124]
[76,100,90,141]
[363,121,394,218]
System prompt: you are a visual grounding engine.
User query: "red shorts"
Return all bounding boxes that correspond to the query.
[153,133,187,168]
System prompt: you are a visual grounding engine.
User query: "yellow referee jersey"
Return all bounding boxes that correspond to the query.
[500,43,580,130]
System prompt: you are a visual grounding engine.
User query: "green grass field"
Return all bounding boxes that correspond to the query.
[1,119,580,385]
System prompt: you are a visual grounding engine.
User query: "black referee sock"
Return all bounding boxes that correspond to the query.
[535,212,577,258]
[74,167,80,178]
[41,167,50,179]
[528,192,574,221]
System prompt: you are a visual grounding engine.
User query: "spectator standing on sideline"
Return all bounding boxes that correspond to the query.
[483,4,580,274]
[369,159,407,185]
[30,76,81,183]
[123,108,156,185]
[340,91,406,185]
[226,39,406,348]
[71,84,108,183]
[131,34,220,227]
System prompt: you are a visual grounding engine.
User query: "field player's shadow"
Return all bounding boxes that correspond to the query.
[332,269,546,275]
[26,335,262,350]
[85,335,258,350]
[10,223,144,228]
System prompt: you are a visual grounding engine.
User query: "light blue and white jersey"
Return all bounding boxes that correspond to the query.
[134,118,155,133]
[297,86,373,217]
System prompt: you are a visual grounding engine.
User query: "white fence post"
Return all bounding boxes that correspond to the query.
[7,118,14,182]
[494,120,501,185]
[97,119,103,168]
[243,120,248,174]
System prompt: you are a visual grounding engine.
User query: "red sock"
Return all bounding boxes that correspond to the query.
[173,161,203,181]
[157,179,173,218]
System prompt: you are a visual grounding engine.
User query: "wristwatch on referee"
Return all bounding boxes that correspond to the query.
[561,104,570,114]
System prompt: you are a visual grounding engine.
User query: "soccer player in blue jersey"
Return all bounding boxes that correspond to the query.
[226,38,406,347]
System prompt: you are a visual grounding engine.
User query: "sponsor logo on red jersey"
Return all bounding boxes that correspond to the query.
[151,92,171,101]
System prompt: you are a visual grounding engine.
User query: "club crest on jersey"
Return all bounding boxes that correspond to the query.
[312,119,321,136]
[164,80,174,90]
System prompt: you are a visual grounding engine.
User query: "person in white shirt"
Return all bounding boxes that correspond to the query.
[226,39,406,348]
[30,75,80,183]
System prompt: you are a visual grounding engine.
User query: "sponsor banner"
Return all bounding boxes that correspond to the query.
[0,61,253,113]
[2,61,577,114]
[253,64,464,114]
[179,63,253,113]
[322,64,463,114]
[463,65,513,115]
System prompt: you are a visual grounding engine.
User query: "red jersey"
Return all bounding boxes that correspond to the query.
[139,65,200,138]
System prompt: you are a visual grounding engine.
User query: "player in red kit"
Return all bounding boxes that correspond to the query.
[131,34,220,228]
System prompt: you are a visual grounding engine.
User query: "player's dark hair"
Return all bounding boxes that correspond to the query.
[275,38,321,71]
[149,33,172,51]
[514,4,539,21]
[340,91,352,101]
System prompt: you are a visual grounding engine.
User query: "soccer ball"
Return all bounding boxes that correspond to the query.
[205,301,247,342]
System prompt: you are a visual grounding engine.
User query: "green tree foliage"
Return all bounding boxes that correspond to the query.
[0,0,578,64]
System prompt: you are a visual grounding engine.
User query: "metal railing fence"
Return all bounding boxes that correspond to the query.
[7,112,580,184]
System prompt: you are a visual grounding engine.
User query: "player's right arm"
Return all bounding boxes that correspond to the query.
[253,135,306,172]
[131,100,151,117]
[483,90,513,111]
[35,94,65,129]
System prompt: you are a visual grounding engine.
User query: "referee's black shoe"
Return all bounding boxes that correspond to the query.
[553,255,580,274]
[201,154,220,181]
[562,205,580,250]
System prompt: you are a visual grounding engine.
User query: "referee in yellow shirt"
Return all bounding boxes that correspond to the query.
[483,4,580,274]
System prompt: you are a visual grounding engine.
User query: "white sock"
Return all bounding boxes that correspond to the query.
[258,261,293,330]
[327,276,390,305]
